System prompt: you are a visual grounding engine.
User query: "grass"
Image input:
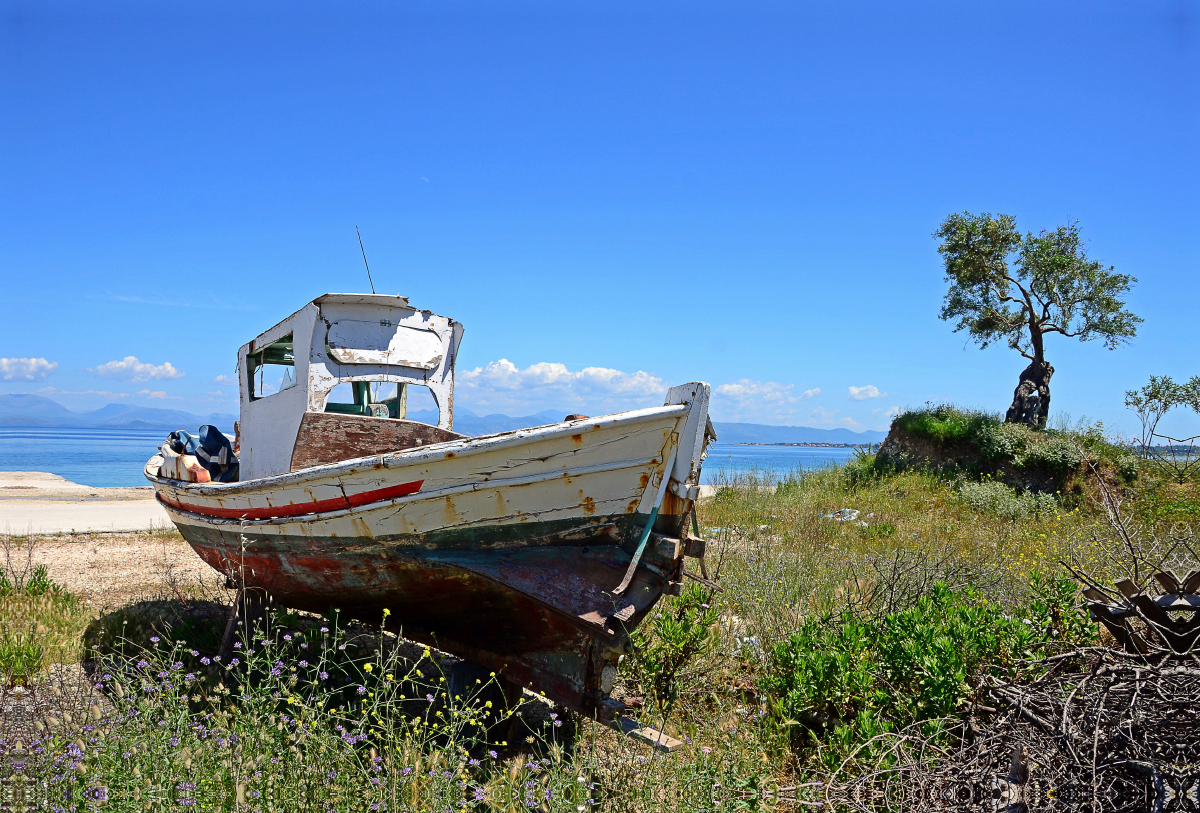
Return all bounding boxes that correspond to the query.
[2,449,1195,811]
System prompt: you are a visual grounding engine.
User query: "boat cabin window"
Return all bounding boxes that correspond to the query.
[323,381,438,421]
[247,334,296,400]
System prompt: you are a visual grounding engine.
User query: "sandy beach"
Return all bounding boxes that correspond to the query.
[0,471,170,535]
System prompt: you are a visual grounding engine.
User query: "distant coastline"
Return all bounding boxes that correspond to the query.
[725,441,874,448]
[1,393,888,445]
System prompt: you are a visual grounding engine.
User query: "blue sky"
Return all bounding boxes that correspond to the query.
[2,1,1197,436]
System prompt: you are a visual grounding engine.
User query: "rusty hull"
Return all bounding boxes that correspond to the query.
[177,501,691,720]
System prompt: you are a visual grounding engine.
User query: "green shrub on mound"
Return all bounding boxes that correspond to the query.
[877,404,1137,498]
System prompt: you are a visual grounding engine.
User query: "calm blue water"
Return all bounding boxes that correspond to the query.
[0,427,169,487]
[0,427,860,488]
[701,443,856,483]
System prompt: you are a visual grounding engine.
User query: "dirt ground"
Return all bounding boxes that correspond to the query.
[6,529,225,609]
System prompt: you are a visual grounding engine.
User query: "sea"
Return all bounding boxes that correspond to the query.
[0,427,860,488]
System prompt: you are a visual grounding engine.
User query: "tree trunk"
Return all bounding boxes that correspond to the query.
[1005,360,1054,428]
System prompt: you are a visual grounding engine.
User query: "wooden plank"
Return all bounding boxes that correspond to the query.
[290,412,463,471]
[607,717,686,752]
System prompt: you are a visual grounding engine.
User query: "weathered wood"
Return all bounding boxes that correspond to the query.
[290,412,463,471]
[607,717,686,752]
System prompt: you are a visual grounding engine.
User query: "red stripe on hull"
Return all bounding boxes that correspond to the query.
[160,479,424,520]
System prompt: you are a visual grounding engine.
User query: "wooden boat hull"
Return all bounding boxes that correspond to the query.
[146,398,710,719]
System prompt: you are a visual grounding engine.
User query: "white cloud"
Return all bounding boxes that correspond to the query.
[457,358,667,414]
[137,389,181,401]
[848,384,886,401]
[90,356,184,383]
[872,405,902,419]
[808,406,841,425]
[1,357,57,381]
[711,379,820,423]
[213,374,238,386]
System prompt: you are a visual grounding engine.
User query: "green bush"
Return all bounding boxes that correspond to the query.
[761,578,1093,765]
[844,450,890,486]
[893,405,1000,445]
[892,405,1137,490]
[631,583,720,713]
[1014,434,1082,476]
[958,480,1057,520]
[969,420,1033,462]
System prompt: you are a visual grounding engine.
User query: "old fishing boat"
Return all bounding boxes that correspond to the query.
[145,293,714,722]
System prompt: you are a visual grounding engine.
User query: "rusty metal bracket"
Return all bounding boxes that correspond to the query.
[614,446,679,595]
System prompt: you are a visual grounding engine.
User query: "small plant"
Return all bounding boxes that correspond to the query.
[24,563,54,596]
[631,583,721,714]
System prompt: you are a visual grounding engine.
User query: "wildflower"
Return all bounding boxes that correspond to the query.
[283,634,293,641]
[321,626,329,633]
[170,737,180,747]
[233,642,241,649]
[299,660,308,667]
[319,671,329,680]
[200,657,211,666]
[229,658,240,666]
[136,660,150,670]
[357,686,367,695]
[364,663,373,673]
[150,636,160,643]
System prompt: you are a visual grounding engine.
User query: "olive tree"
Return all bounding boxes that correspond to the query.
[935,212,1141,428]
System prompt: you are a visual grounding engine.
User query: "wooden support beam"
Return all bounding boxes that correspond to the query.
[606,717,686,752]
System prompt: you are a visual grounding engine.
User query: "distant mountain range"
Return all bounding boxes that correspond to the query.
[0,394,887,444]
[713,422,886,445]
[0,394,238,431]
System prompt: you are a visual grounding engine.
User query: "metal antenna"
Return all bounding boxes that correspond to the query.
[356,226,376,294]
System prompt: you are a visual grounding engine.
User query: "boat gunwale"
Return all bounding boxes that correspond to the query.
[144,403,687,498]
[157,454,663,527]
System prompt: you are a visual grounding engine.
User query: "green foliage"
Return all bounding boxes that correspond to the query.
[0,562,56,597]
[631,583,721,713]
[762,578,1094,764]
[958,480,1057,520]
[29,613,599,810]
[893,405,999,445]
[1013,434,1082,477]
[935,213,1141,358]
[1125,374,1200,484]
[0,626,45,688]
[0,566,79,687]
[892,404,1135,491]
